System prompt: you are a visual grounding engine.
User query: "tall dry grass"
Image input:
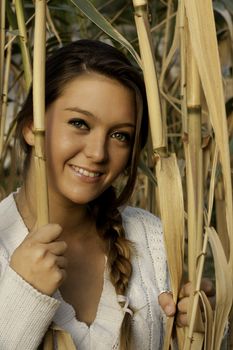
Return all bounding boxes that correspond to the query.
[0,1,232,348]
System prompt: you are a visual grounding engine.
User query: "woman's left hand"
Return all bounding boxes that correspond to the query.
[158,278,215,327]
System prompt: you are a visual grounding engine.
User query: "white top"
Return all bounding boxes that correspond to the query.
[0,192,169,350]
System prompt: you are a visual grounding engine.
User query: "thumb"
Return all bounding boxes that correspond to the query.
[158,291,176,317]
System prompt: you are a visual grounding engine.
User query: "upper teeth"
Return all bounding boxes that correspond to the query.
[72,165,101,178]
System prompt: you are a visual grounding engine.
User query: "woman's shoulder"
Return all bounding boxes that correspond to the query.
[121,206,165,257]
[0,192,27,257]
[0,191,20,219]
[121,206,163,236]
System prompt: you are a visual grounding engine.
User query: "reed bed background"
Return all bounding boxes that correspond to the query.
[0,0,232,349]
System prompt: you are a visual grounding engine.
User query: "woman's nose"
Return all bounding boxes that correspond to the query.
[84,132,108,163]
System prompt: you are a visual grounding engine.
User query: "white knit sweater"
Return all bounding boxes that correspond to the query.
[0,193,169,350]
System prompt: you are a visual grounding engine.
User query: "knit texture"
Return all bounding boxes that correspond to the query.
[0,193,169,349]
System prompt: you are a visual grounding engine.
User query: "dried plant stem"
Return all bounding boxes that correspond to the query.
[0,0,5,89]
[179,0,187,133]
[132,0,166,151]
[177,4,206,347]
[0,0,6,160]
[0,34,12,160]
[215,180,229,260]
[206,145,219,227]
[33,0,49,227]
[185,42,203,284]
[162,0,173,66]
[46,4,62,45]
[15,0,32,91]
[160,0,173,147]
[183,232,208,350]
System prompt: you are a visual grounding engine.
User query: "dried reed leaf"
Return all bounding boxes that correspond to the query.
[156,154,184,300]
[199,291,213,350]
[155,154,184,350]
[207,227,233,350]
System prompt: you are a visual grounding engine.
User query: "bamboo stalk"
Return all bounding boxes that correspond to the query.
[33,0,49,227]
[15,0,32,91]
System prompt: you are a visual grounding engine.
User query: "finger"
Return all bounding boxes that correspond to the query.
[56,268,67,284]
[180,279,215,298]
[179,282,192,298]
[177,296,189,313]
[158,291,176,317]
[48,241,67,255]
[56,256,68,269]
[30,224,63,244]
[176,312,188,328]
[200,278,215,297]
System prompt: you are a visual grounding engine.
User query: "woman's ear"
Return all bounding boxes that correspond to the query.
[22,121,35,146]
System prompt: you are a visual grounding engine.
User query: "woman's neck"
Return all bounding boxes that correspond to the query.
[15,183,95,239]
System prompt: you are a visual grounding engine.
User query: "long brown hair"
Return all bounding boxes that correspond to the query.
[16,40,149,349]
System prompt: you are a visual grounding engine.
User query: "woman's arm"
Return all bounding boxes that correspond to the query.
[0,247,60,350]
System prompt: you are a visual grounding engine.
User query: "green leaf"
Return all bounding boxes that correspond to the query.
[222,0,233,15]
[69,0,142,67]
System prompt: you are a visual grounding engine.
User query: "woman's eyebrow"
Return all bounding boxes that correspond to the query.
[64,107,135,129]
[64,107,96,119]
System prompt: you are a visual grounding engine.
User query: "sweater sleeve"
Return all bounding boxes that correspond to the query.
[0,247,60,350]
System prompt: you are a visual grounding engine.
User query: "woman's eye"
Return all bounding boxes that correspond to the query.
[68,119,88,129]
[111,131,131,143]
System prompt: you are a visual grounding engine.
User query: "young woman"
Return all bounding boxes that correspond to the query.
[0,40,212,350]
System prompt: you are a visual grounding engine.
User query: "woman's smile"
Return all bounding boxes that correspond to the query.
[69,164,103,183]
[70,165,102,178]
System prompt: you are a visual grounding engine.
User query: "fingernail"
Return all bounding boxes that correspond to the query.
[165,305,175,316]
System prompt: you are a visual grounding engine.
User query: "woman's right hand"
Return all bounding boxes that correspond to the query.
[10,224,67,296]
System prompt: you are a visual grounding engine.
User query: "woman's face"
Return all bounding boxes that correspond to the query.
[43,73,136,205]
